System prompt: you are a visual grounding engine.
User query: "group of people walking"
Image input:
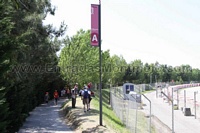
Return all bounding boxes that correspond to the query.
[71,82,94,112]
[44,82,94,112]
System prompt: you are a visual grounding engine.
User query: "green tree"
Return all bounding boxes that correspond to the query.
[110,55,127,86]
[0,1,16,131]
[59,29,99,87]
[1,0,67,132]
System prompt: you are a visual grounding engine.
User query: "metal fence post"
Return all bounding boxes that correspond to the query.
[142,94,151,133]
[172,88,174,133]
[129,94,137,133]
[177,89,179,109]
[135,98,138,133]
[184,90,186,108]
[161,90,174,133]
[194,91,197,119]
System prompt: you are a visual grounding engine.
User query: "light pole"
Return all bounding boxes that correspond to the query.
[91,0,102,126]
[98,0,102,126]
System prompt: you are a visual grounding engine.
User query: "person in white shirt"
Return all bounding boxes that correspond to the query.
[61,89,66,97]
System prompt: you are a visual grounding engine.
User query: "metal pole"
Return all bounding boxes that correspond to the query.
[194,92,196,119]
[109,82,110,105]
[184,90,186,108]
[177,89,179,109]
[142,94,151,133]
[156,86,158,98]
[172,88,174,133]
[150,74,152,85]
[135,101,138,133]
[98,0,102,126]
[131,94,138,133]
[162,90,175,133]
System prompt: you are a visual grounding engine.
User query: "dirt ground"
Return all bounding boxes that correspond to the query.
[61,96,116,133]
[59,96,170,133]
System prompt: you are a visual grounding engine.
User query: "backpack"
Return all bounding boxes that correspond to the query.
[83,90,89,99]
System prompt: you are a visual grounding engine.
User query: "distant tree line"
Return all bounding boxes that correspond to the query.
[59,29,200,87]
[59,30,200,87]
[123,62,199,85]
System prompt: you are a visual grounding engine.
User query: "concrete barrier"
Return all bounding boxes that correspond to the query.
[184,108,191,116]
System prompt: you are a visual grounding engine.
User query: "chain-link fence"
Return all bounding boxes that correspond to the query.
[110,86,151,133]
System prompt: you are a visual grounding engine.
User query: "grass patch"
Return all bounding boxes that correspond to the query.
[137,111,157,133]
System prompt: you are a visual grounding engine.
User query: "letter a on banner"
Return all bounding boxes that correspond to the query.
[91,4,99,47]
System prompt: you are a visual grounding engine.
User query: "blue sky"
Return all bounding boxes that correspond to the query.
[43,0,200,69]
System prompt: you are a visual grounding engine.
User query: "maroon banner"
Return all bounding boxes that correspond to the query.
[91,4,99,46]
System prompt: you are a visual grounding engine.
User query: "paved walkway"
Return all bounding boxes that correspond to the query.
[18,98,73,133]
[18,96,112,133]
[143,87,200,133]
